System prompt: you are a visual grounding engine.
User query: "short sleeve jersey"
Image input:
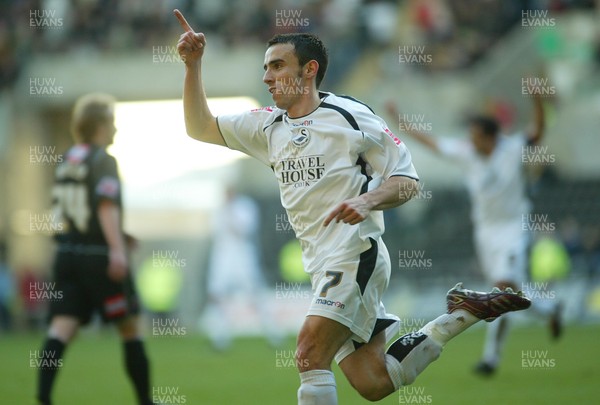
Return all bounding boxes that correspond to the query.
[437,133,531,226]
[217,92,418,273]
[52,144,122,245]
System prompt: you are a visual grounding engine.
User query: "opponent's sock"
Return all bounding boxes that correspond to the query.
[123,339,152,405]
[37,338,66,405]
[385,332,442,389]
[482,316,509,367]
[420,310,479,346]
[297,370,337,405]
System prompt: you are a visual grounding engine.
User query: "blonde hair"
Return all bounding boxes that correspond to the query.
[70,93,116,143]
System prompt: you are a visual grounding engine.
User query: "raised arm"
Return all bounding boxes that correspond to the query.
[174,9,224,146]
[385,101,441,154]
[527,92,545,145]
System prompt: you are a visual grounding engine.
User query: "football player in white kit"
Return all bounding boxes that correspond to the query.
[388,92,561,376]
[174,9,531,403]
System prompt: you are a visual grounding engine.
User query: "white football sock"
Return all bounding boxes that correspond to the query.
[297,370,337,405]
[420,309,479,346]
[384,335,442,390]
[384,354,403,391]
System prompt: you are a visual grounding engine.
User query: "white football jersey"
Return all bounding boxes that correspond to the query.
[217,92,418,274]
[437,133,531,226]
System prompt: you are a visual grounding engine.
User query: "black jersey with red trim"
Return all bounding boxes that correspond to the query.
[51,144,122,245]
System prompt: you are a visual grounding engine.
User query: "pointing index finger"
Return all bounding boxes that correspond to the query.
[174,9,194,33]
[323,204,344,227]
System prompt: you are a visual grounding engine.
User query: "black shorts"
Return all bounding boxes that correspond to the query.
[49,245,140,325]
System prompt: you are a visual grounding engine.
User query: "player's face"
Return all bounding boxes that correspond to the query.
[469,125,493,156]
[96,114,117,146]
[263,43,308,111]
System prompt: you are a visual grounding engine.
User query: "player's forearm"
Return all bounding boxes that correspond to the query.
[403,128,440,153]
[386,102,440,153]
[183,61,215,140]
[362,176,418,211]
[529,95,545,144]
[98,200,126,253]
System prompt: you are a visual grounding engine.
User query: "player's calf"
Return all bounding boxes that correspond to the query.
[296,316,352,405]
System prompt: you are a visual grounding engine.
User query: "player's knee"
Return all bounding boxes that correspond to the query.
[354,381,391,402]
[344,357,394,401]
[295,341,322,371]
[117,316,140,340]
[48,317,79,343]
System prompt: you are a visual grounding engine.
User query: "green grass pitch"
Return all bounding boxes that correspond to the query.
[1,324,598,404]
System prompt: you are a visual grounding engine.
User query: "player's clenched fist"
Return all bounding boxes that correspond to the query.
[174,9,205,64]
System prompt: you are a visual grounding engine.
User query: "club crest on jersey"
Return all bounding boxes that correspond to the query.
[292,128,310,148]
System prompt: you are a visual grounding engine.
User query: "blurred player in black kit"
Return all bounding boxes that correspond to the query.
[36,93,154,405]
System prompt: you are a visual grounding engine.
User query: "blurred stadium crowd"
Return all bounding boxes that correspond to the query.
[2,0,598,90]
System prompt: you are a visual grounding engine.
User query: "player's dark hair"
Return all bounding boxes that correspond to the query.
[71,93,116,143]
[267,33,328,88]
[468,115,499,138]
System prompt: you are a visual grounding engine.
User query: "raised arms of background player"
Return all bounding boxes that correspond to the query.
[385,91,545,152]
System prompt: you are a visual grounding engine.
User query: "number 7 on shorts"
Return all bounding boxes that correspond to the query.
[319,271,343,297]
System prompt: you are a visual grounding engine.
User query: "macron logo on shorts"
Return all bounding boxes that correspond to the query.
[315,298,346,310]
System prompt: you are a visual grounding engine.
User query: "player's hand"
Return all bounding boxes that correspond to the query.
[384,100,399,119]
[107,248,128,282]
[174,9,205,65]
[125,233,138,252]
[323,197,372,227]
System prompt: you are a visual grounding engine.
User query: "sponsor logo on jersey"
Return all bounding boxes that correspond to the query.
[279,154,325,188]
[290,119,313,127]
[291,127,311,147]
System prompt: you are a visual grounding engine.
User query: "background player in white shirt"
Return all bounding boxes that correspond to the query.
[203,187,281,350]
[174,9,530,404]
[388,92,561,376]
